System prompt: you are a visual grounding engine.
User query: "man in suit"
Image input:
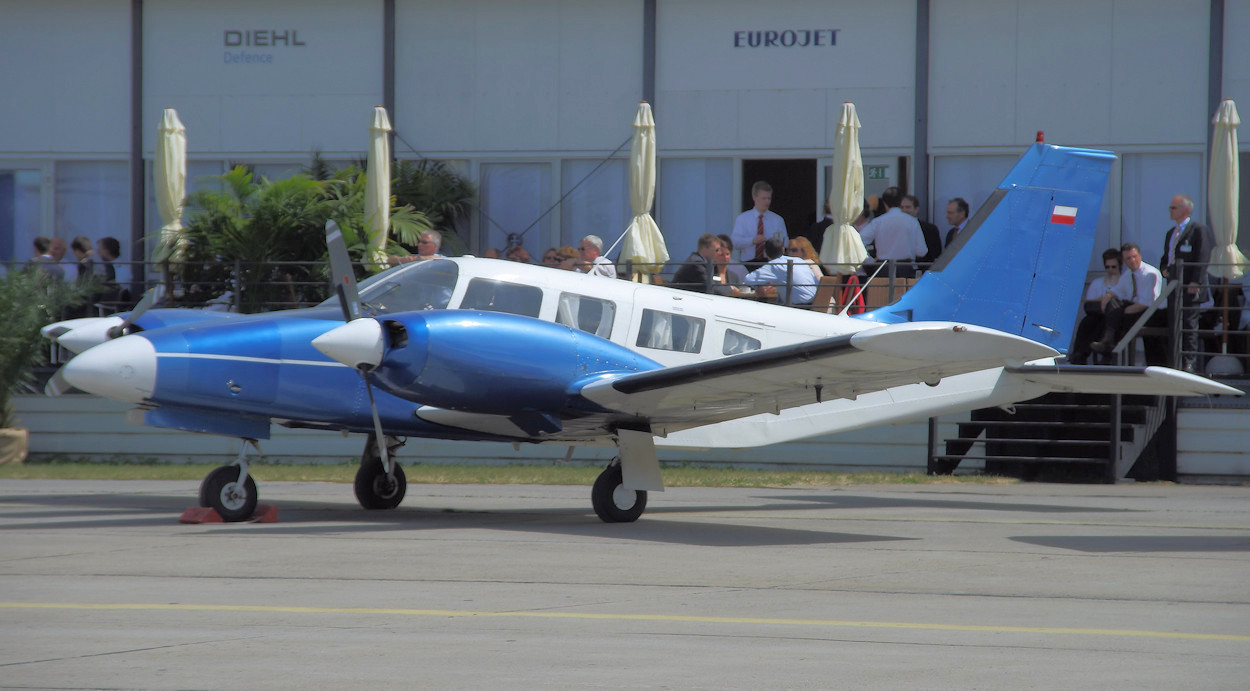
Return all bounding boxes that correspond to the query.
[799,202,833,254]
[943,197,970,250]
[1159,194,1213,372]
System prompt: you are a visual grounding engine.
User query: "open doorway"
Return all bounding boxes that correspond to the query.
[741,159,817,236]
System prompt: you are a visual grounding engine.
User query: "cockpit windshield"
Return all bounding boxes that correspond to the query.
[317,259,459,315]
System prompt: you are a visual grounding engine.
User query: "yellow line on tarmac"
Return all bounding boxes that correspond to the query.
[3,602,1247,642]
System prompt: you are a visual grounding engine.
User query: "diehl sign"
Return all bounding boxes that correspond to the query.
[224,30,306,47]
[733,29,838,48]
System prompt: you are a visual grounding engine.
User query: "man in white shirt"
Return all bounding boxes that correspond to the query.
[858,187,928,278]
[1091,243,1164,362]
[577,234,617,278]
[744,237,817,305]
[729,180,787,270]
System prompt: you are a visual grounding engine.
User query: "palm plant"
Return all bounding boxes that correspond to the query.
[0,267,90,428]
[180,165,431,312]
[392,159,476,253]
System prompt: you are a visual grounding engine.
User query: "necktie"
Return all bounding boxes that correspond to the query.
[754,214,766,261]
[1130,271,1138,301]
[1168,224,1182,266]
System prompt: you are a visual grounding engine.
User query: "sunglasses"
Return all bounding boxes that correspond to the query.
[1104,264,1119,270]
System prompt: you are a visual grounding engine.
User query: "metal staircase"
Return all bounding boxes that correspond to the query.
[928,392,1172,482]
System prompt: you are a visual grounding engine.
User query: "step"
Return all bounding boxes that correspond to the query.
[930,454,1110,465]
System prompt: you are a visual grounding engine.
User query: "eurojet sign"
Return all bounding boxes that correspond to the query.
[223,29,306,65]
[733,29,840,48]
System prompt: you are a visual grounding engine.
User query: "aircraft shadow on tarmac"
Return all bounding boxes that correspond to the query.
[1012,535,1250,553]
[0,490,914,548]
[768,492,1134,514]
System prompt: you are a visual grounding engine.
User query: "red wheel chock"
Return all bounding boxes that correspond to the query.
[179,504,278,524]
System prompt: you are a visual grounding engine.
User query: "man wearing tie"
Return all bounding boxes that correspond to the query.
[1091,243,1164,362]
[730,180,787,271]
[1159,194,1212,372]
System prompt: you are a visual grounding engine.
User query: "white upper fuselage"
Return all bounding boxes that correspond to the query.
[399,256,867,365]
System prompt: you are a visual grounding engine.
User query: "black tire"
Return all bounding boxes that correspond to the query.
[354,456,407,510]
[201,465,258,522]
[591,463,647,523]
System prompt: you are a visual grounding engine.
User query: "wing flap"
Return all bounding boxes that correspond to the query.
[579,322,1058,426]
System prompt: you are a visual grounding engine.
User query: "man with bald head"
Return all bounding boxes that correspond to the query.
[1159,194,1212,372]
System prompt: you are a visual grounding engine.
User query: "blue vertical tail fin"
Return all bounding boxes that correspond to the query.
[857,143,1116,354]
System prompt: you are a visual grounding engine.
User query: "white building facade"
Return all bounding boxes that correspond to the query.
[1,0,1247,282]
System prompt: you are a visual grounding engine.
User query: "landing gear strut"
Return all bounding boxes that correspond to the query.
[591,460,647,523]
[354,434,407,510]
[199,440,260,522]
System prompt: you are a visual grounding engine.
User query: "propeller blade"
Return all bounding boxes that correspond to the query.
[326,220,361,322]
[44,366,74,397]
[362,375,392,474]
[107,285,164,339]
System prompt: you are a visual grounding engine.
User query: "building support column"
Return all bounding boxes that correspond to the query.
[384,0,396,153]
[913,0,930,212]
[130,0,145,287]
[643,0,656,106]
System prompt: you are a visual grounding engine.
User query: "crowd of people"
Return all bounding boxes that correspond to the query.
[20,234,127,317]
[1067,193,1244,374]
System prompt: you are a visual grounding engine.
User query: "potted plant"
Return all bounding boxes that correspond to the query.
[0,266,89,463]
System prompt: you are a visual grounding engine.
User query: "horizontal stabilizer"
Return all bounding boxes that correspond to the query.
[1007,363,1243,397]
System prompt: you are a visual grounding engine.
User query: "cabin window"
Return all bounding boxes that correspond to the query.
[723,329,761,355]
[636,309,704,353]
[459,278,543,317]
[556,293,615,338]
[336,258,458,313]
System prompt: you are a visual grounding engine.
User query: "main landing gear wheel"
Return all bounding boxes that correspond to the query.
[591,462,647,523]
[355,456,407,510]
[199,465,258,522]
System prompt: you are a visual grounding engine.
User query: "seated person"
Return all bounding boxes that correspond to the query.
[670,234,722,293]
[1090,243,1164,362]
[554,246,579,270]
[1069,248,1121,365]
[716,234,748,283]
[744,237,818,305]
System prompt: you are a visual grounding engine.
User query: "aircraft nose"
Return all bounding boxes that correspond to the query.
[62,335,157,404]
[312,318,384,369]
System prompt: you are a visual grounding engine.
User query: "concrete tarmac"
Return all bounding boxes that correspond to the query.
[1,478,1248,689]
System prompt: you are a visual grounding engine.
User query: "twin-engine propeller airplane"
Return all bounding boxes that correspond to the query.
[42,142,1239,522]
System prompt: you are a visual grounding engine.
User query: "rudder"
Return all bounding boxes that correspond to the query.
[856,143,1115,354]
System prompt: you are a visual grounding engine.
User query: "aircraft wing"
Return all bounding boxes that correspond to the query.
[577,322,1058,432]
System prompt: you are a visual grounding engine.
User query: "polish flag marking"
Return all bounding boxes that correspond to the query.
[1050,205,1078,225]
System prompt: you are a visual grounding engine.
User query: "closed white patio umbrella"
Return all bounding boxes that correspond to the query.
[619,102,668,282]
[1205,99,1246,375]
[365,106,392,272]
[819,102,868,276]
[154,108,187,265]
[1208,99,1246,280]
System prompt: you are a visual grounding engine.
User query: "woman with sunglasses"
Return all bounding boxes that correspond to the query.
[1068,248,1122,365]
[785,237,826,279]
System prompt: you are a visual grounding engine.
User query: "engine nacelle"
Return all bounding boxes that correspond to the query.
[366,311,658,414]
